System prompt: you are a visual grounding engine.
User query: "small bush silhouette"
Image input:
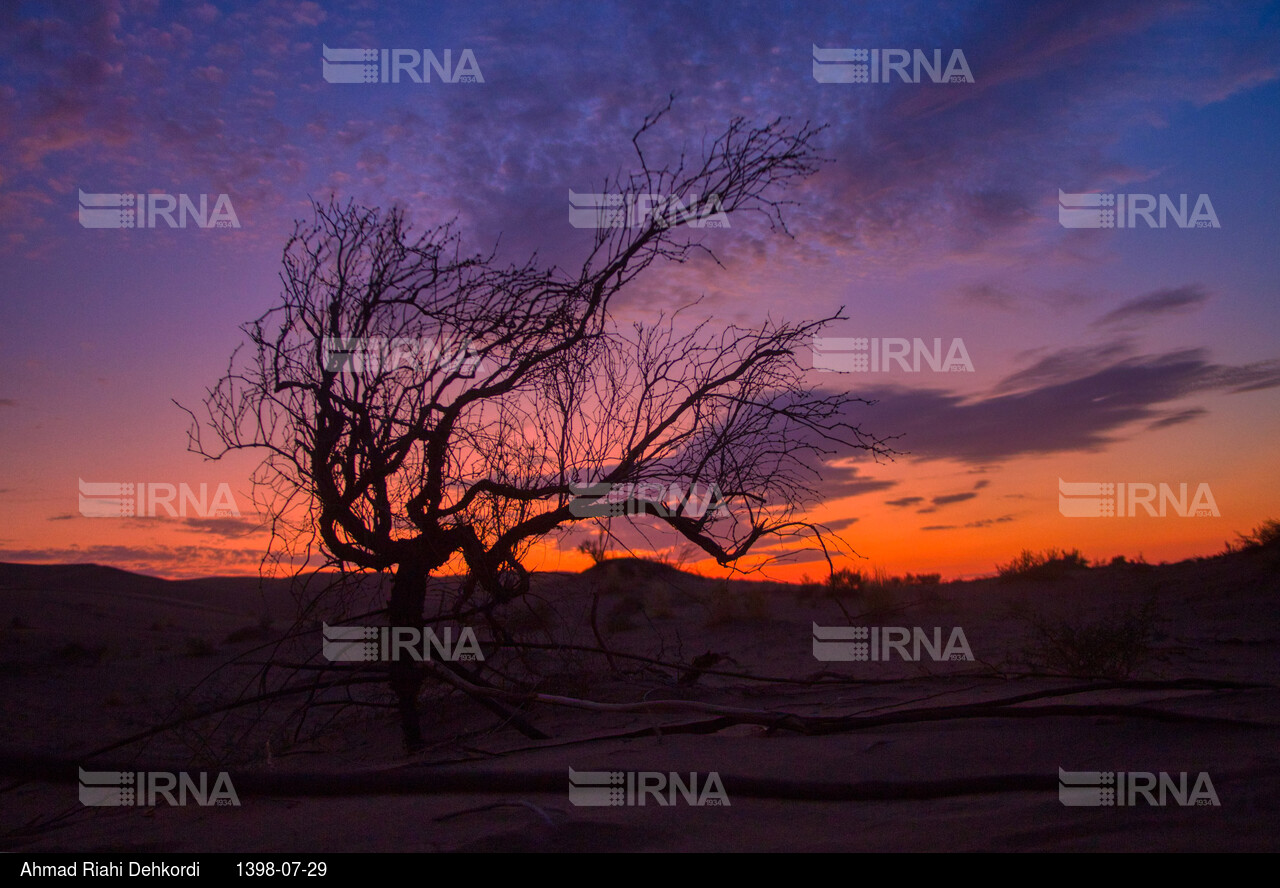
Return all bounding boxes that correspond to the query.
[1235,518,1280,550]
[577,529,611,565]
[222,616,275,644]
[860,567,899,617]
[1018,600,1159,679]
[997,548,1089,581]
[903,572,942,585]
[704,579,769,625]
[825,567,863,598]
[821,566,940,615]
[1108,553,1150,568]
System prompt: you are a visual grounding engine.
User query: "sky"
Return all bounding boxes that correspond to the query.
[1,0,1278,581]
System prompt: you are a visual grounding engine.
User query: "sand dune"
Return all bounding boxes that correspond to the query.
[1,547,1277,851]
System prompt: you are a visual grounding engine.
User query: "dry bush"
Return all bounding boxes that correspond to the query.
[997,547,1089,581]
[1016,600,1160,679]
[703,579,769,626]
[577,529,611,565]
[1229,518,1280,554]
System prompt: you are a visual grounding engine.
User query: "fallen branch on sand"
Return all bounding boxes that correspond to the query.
[427,664,1278,736]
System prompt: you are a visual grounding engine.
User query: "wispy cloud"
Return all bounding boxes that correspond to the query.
[822,348,1280,464]
[1092,284,1210,328]
[921,514,1015,531]
[931,492,978,507]
[885,496,925,508]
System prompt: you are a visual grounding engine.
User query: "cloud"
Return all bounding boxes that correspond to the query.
[922,514,1015,531]
[1091,284,1209,328]
[915,489,983,513]
[3,0,1276,269]
[931,492,978,506]
[994,340,1137,395]
[820,347,1280,464]
[1145,407,1208,431]
[754,547,836,566]
[815,464,898,499]
[957,283,1019,311]
[885,496,925,508]
[179,516,265,539]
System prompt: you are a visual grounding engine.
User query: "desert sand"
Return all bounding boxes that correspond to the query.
[1,545,1278,852]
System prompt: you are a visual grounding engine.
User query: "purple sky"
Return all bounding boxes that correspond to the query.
[1,0,1278,579]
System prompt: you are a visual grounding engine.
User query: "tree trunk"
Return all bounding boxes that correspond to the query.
[387,558,427,751]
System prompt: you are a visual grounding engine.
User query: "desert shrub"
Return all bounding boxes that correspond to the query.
[860,567,899,617]
[903,572,942,585]
[794,573,827,607]
[825,567,863,598]
[1017,600,1159,679]
[577,529,611,565]
[997,547,1089,581]
[820,566,918,616]
[222,616,275,644]
[1236,518,1280,550]
[911,575,945,606]
[1107,553,1150,567]
[703,579,769,625]
[654,542,701,571]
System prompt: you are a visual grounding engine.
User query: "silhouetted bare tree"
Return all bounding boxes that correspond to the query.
[185,105,892,748]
